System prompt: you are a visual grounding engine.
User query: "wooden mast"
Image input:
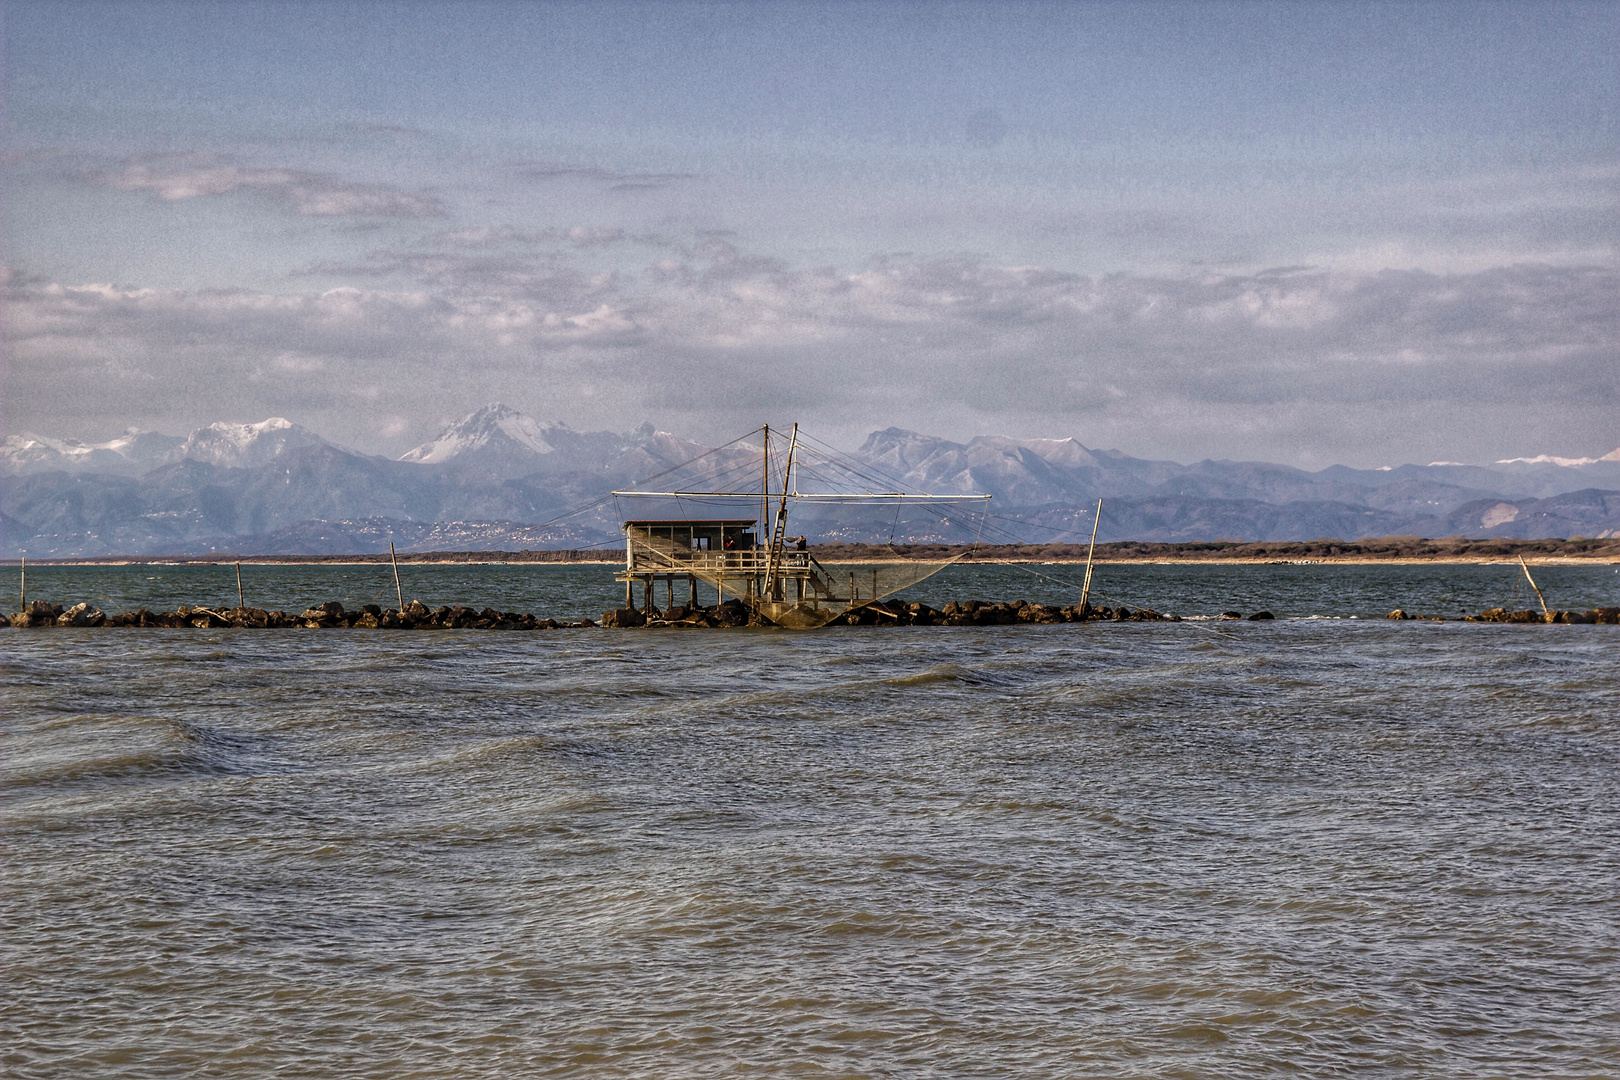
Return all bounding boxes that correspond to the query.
[1078,499,1102,615]
[765,423,799,600]
[759,425,769,600]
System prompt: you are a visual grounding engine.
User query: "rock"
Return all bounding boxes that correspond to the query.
[221,607,269,628]
[56,602,104,627]
[1470,608,1540,623]
[1018,604,1061,623]
[979,604,1018,625]
[906,602,939,625]
[353,612,380,628]
[1221,611,1243,620]
[294,603,341,626]
[1248,610,1275,621]
[1387,609,1409,620]
[602,608,647,628]
[713,600,750,627]
[12,601,64,626]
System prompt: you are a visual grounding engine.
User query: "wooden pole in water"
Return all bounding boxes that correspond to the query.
[389,542,404,611]
[235,562,244,609]
[1518,556,1550,619]
[19,555,24,615]
[1079,499,1102,615]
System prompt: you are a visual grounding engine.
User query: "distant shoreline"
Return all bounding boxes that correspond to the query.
[7,537,1617,568]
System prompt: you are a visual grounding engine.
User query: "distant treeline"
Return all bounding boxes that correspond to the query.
[870,536,1620,562]
[7,535,1618,566]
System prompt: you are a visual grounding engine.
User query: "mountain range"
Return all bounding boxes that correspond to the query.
[3,403,1618,557]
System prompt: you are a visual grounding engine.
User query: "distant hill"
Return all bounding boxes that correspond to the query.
[3,406,1617,556]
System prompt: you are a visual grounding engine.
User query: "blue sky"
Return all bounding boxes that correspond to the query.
[4,0,1616,467]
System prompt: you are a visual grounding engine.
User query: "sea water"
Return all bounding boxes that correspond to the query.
[3,563,1618,1077]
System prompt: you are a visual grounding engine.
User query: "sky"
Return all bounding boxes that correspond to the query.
[3,0,1616,469]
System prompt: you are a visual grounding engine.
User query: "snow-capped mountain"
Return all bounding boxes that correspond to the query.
[175,418,328,469]
[4,412,1618,556]
[400,403,557,470]
[0,429,185,476]
[1,418,325,475]
[400,403,714,479]
[1495,448,1620,467]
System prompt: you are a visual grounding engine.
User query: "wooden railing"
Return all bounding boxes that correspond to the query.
[625,537,810,575]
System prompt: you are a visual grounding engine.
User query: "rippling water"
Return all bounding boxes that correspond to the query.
[4,565,1618,1077]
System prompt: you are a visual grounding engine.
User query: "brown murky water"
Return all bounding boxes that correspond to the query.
[4,566,1618,1076]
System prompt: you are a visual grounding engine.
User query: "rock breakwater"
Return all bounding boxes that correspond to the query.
[9,597,1617,629]
[6,599,593,630]
[602,598,1179,628]
[1460,606,1620,624]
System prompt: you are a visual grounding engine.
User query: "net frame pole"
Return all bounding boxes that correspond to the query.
[765,423,799,601]
[760,424,770,593]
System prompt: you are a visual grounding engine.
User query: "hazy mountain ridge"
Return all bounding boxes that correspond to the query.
[0,418,325,476]
[4,407,1618,556]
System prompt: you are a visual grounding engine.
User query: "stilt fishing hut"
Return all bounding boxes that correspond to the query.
[617,518,760,612]
[613,423,990,628]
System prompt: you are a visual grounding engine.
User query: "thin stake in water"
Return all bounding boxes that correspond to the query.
[390,542,404,611]
[236,562,244,609]
[1079,499,1102,614]
[1518,556,1550,619]
[19,555,24,616]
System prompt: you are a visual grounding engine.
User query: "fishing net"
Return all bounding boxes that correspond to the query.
[623,525,970,628]
[613,425,990,629]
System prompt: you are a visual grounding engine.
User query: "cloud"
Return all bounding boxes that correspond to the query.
[6,248,1616,465]
[92,155,443,217]
[421,224,635,250]
[510,162,695,192]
